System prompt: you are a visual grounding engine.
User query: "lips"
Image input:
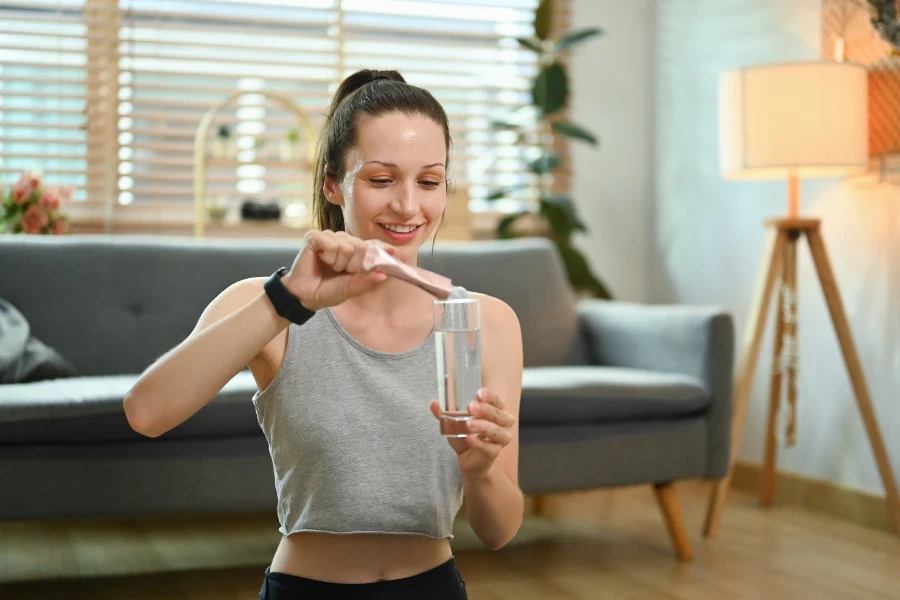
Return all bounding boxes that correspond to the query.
[379,223,423,242]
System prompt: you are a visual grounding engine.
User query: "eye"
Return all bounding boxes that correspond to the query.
[368,178,392,185]
[420,180,441,188]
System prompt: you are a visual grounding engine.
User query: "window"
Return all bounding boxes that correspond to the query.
[1,0,564,231]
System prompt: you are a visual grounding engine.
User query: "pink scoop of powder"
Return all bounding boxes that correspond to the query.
[362,244,453,300]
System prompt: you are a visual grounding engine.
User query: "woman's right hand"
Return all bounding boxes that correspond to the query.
[282,230,393,311]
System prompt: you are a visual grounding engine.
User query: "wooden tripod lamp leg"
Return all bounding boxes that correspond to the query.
[761,237,792,507]
[703,229,787,538]
[806,229,900,535]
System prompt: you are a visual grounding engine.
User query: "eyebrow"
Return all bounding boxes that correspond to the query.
[365,161,445,169]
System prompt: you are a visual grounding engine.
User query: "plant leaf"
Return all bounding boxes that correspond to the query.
[490,119,521,130]
[497,212,526,239]
[533,0,553,40]
[542,194,587,229]
[539,194,587,238]
[555,27,603,52]
[532,62,568,115]
[487,183,530,201]
[528,151,560,175]
[554,240,614,299]
[552,121,599,146]
[516,36,542,53]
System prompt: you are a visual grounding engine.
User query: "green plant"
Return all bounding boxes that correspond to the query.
[487,0,611,299]
[285,127,300,143]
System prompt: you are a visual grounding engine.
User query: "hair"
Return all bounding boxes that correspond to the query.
[312,69,452,232]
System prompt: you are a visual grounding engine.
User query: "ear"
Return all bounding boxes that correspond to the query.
[323,173,344,207]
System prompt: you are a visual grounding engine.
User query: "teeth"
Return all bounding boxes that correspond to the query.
[383,224,418,233]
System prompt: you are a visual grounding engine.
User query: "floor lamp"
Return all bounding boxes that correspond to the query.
[703,60,900,537]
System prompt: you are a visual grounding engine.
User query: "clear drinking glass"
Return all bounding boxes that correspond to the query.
[434,298,482,437]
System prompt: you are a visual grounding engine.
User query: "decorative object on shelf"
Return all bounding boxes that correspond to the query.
[281,128,302,162]
[213,125,233,159]
[193,90,316,237]
[206,195,228,223]
[706,60,900,539]
[868,0,900,55]
[240,199,281,221]
[486,0,611,299]
[823,0,900,156]
[0,171,71,235]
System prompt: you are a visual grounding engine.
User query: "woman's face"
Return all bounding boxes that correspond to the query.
[324,112,447,263]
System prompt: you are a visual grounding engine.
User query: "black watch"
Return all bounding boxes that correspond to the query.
[263,267,316,325]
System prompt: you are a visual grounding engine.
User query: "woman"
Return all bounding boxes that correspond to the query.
[124,69,524,599]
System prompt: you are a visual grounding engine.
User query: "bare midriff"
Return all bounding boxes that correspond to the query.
[269,531,454,583]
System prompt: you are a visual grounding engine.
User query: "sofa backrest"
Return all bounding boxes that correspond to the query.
[0,235,578,376]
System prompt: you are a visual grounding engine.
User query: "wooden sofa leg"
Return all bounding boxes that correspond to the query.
[653,483,694,562]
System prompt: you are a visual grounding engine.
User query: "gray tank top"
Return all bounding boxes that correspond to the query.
[251,287,468,539]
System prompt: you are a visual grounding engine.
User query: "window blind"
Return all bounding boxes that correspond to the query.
[2,0,567,230]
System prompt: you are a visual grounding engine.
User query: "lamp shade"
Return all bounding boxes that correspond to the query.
[719,61,868,180]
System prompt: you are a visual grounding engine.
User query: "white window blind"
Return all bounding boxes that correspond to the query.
[3,0,564,230]
[1,1,85,200]
[0,0,120,224]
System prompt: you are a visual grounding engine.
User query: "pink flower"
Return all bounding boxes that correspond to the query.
[49,216,69,235]
[39,191,61,211]
[17,171,41,190]
[21,204,49,234]
[58,186,74,202]
[11,182,33,206]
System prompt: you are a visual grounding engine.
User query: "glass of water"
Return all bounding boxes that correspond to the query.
[434,297,481,437]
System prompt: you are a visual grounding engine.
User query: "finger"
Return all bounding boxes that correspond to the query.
[468,399,515,429]
[429,400,441,420]
[343,270,388,297]
[467,418,512,446]
[313,234,340,266]
[370,239,397,255]
[331,240,355,273]
[466,433,502,455]
[477,388,504,410]
[344,239,368,274]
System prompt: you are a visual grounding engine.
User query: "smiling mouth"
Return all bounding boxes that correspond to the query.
[380,223,422,234]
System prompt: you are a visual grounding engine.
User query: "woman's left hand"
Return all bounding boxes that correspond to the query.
[429,388,515,477]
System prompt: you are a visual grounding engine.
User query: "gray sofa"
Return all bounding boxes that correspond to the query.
[0,234,734,560]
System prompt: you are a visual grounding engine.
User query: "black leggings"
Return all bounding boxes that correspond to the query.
[258,557,468,600]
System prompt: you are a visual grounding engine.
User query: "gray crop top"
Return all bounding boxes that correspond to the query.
[251,287,468,539]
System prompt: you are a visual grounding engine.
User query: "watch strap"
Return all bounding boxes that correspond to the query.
[263,267,316,325]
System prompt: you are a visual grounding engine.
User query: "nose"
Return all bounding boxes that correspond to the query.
[390,181,419,219]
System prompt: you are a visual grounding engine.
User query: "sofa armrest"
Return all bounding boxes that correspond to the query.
[577,299,735,478]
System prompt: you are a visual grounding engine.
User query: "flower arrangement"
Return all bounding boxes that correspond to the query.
[1,171,72,235]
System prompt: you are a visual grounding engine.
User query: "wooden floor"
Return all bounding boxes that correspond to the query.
[2,482,899,599]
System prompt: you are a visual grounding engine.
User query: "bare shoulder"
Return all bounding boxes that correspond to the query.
[191,277,267,336]
[468,292,521,337]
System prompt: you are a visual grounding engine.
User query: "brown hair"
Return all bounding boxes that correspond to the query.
[312,69,452,232]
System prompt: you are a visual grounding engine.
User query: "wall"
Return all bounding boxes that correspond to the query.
[654,0,900,496]
[569,0,655,302]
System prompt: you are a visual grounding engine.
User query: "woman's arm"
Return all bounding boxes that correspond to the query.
[123,278,289,438]
[460,293,524,549]
[124,230,394,439]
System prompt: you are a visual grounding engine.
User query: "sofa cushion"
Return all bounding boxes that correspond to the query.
[520,366,710,426]
[0,371,261,444]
